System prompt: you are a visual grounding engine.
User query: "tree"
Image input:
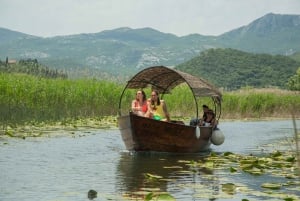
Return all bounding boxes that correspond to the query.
[286,67,300,91]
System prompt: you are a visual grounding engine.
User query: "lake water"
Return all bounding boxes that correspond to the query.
[0,120,299,201]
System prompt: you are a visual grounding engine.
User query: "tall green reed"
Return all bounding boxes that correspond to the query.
[0,73,123,125]
[222,90,299,119]
[1,72,299,126]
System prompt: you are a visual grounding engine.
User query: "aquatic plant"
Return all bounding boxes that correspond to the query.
[1,72,299,131]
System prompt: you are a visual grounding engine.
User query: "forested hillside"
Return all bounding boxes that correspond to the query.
[0,58,67,79]
[175,48,300,90]
[290,52,300,63]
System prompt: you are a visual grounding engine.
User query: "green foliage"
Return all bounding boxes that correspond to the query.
[0,72,122,124]
[221,89,300,118]
[0,73,299,126]
[286,67,300,91]
[175,48,300,90]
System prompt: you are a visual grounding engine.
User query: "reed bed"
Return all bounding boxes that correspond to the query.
[0,73,124,125]
[222,88,300,119]
[1,73,299,127]
[156,85,300,120]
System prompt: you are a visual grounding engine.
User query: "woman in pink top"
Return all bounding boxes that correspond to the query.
[131,90,148,116]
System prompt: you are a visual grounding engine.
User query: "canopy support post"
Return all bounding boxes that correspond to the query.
[118,83,130,116]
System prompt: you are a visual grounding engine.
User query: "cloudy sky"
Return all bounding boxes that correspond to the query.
[1,0,300,37]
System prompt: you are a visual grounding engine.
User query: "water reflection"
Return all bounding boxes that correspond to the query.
[116,151,221,200]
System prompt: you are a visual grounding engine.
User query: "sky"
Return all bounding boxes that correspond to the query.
[1,0,300,37]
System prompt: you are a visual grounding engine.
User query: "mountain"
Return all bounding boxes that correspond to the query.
[0,27,212,77]
[0,13,300,78]
[0,27,38,42]
[217,13,300,55]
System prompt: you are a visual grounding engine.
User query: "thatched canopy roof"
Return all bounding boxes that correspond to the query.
[125,66,222,99]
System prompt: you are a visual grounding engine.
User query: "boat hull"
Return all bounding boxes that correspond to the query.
[118,113,212,153]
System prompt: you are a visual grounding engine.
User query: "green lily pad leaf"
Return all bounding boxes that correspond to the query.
[286,156,295,162]
[243,167,264,175]
[240,158,258,165]
[145,192,175,201]
[285,174,297,179]
[145,173,163,179]
[223,152,234,156]
[261,183,281,190]
[271,161,283,168]
[222,183,236,195]
[204,161,214,169]
[283,197,295,201]
[240,163,253,170]
[5,129,14,137]
[210,151,217,157]
[229,167,237,173]
[271,151,282,158]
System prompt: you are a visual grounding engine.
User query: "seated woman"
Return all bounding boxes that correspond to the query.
[145,90,170,122]
[131,90,148,116]
[199,109,218,129]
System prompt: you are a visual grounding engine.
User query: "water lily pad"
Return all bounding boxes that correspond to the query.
[271,151,282,158]
[243,167,264,175]
[223,152,234,156]
[261,183,281,190]
[222,183,236,195]
[283,198,295,201]
[229,167,237,173]
[286,156,295,162]
[203,161,214,169]
[145,173,163,179]
[145,192,176,201]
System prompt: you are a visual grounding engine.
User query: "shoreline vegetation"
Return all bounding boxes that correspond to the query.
[0,72,299,138]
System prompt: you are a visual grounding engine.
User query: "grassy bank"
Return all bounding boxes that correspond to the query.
[1,72,299,129]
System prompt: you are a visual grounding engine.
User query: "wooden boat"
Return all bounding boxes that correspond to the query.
[117,66,222,153]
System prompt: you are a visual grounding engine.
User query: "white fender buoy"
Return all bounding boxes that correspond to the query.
[195,126,200,139]
[211,129,225,145]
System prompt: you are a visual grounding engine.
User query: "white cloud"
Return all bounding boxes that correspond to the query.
[1,0,300,37]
